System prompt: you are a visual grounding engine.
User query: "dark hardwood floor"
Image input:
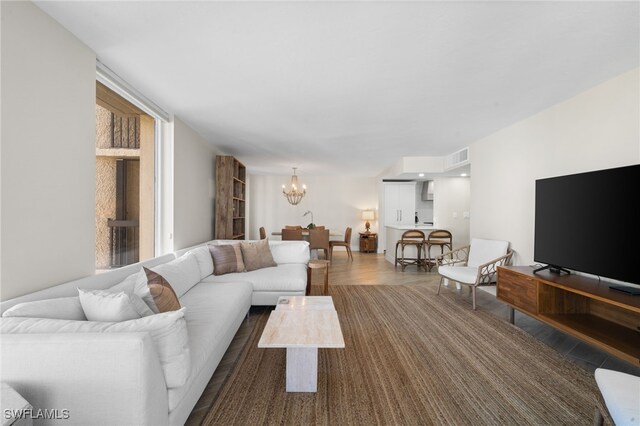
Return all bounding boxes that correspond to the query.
[185,251,640,425]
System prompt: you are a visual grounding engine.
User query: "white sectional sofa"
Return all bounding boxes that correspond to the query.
[0,239,310,425]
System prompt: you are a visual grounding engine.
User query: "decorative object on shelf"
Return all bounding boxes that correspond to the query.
[282,167,306,205]
[362,210,375,233]
[303,210,315,229]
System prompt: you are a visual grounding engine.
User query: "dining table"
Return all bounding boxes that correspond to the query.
[271,230,343,237]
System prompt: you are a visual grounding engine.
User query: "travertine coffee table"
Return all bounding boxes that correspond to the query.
[258,296,345,392]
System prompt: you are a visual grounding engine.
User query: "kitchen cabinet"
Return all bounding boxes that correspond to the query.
[384,182,416,226]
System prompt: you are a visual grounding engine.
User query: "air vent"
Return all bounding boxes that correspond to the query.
[444,147,469,171]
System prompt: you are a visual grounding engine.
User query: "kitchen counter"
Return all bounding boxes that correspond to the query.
[384,224,438,264]
[386,224,436,231]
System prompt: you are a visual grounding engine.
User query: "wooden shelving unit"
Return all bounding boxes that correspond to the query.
[497,266,640,366]
[215,155,246,240]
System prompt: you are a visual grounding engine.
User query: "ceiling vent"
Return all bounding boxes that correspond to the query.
[444,147,469,171]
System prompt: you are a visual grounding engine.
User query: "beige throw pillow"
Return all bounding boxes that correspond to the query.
[209,244,245,275]
[144,267,181,312]
[240,239,277,272]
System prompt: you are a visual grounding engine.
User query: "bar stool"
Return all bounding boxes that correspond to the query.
[424,230,453,272]
[307,259,330,295]
[394,230,426,271]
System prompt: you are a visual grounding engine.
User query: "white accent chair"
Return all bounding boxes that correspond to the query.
[436,238,513,310]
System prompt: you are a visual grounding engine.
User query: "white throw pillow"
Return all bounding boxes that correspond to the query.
[78,288,155,322]
[0,308,190,388]
[186,246,214,279]
[151,253,201,298]
[110,268,158,313]
[2,297,87,320]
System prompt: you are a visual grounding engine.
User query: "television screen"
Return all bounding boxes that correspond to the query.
[534,164,640,284]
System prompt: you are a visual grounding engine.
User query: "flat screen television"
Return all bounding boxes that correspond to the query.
[534,164,640,285]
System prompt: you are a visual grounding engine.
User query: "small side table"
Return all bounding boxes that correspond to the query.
[1,383,33,426]
[359,232,378,253]
[307,260,330,295]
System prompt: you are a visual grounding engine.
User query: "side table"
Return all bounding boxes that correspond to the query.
[307,260,330,295]
[359,232,378,253]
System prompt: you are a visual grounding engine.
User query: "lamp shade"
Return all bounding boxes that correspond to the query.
[362,210,375,220]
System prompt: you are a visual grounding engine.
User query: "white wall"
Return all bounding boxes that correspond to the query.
[433,177,471,248]
[249,175,378,248]
[470,68,640,266]
[1,2,96,300]
[172,117,221,250]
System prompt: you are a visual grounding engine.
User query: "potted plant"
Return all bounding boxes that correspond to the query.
[303,210,315,229]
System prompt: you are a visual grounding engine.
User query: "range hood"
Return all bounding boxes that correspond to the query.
[421,181,434,201]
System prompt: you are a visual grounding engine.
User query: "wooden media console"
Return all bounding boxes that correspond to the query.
[497,266,640,366]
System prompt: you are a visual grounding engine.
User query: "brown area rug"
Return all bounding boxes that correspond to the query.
[203,285,598,425]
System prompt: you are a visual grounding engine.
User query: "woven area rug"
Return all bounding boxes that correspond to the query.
[203,285,598,425]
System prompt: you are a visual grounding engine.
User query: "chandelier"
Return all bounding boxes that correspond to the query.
[282,167,306,205]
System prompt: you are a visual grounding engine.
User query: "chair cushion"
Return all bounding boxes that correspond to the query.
[467,239,509,268]
[438,266,478,285]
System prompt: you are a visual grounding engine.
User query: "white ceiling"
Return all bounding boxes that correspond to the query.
[36,1,639,177]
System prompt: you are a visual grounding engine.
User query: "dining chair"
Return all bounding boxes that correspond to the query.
[309,229,330,260]
[281,228,303,240]
[329,227,353,261]
[259,227,267,240]
[284,225,303,230]
[314,225,325,230]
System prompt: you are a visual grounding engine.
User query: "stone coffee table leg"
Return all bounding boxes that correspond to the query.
[286,347,318,392]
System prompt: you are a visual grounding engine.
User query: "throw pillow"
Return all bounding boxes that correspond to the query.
[150,253,201,298]
[78,288,155,322]
[0,308,190,389]
[240,239,277,272]
[144,267,181,313]
[2,297,87,320]
[209,244,245,275]
[110,268,159,313]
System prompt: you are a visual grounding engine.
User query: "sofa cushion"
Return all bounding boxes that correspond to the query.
[151,253,201,298]
[78,288,154,322]
[168,281,252,411]
[1,297,87,320]
[201,263,307,292]
[186,246,214,279]
[268,240,310,264]
[0,308,190,389]
[240,239,277,272]
[144,267,181,313]
[209,244,245,275]
[110,268,159,313]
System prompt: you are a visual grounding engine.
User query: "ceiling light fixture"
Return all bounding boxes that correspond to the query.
[418,173,425,177]
[282,167,306,205]
[461,173,468,177]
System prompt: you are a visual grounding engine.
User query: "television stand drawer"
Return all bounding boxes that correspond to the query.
[497,268,538,314]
